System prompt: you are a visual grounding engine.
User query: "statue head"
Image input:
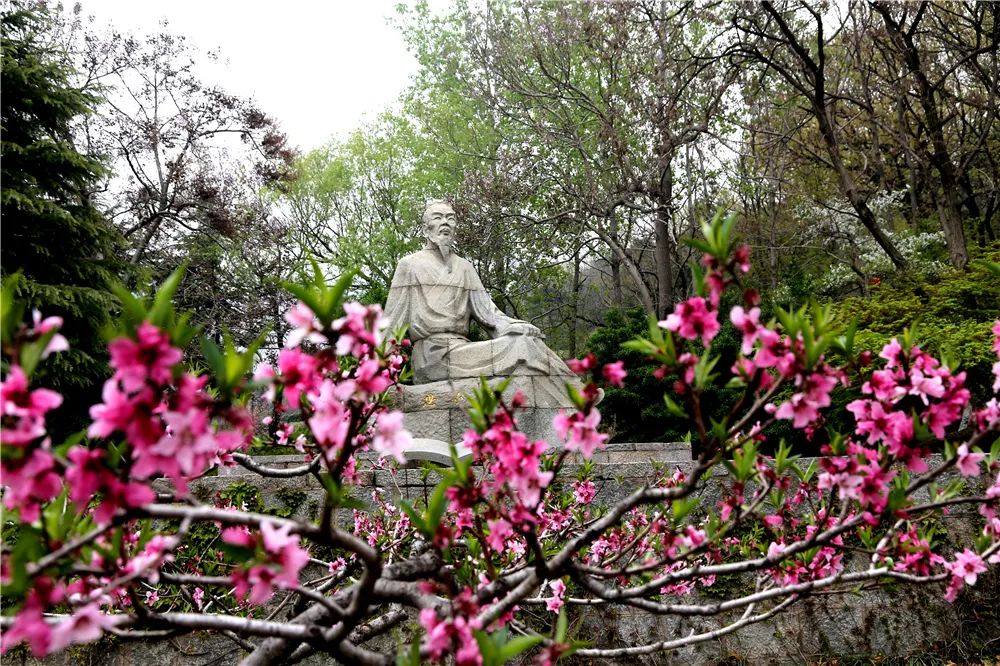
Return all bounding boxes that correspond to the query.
[422,200,457,250]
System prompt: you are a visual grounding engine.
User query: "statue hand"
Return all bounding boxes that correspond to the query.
[503,321,543,338]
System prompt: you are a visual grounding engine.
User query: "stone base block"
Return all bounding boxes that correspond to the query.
[389,375,583,412]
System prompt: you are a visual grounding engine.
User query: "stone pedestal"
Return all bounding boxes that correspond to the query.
[390,376,577,445]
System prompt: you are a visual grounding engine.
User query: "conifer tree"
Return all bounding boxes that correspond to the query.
[1,4,125,431]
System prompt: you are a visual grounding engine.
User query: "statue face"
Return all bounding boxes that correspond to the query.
[423,203,457,247]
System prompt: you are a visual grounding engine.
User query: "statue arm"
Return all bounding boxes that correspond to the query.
[383,261,411,338]
[469,290,542,338]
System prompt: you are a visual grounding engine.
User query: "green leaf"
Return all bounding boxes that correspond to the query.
[396,636,422,666]
[663,393,686,417]
[398,499,426,536]
[1,273,24,345]
[148,266,186,328]
[497,634,545,662]
[321,269,359,323]
[474,629,501,666]
[672,496,699,523]
[427,481,449,531]
[201,337,226,380]
[111,284,147,330]
[555,606,569,643]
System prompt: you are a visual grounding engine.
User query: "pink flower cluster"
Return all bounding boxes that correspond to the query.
[660,296,720,347]
[847,338,972,473]
[1,314,70,522]
[701,244,751,306]
[256,301,408,467]
[817,441,896,512]
[85,322,252,507]
[464,410,552,511]
[222,521,310,605]
[420,589,483,666]
[0,578,116,657]
[772,367,842,431]
[976,322,1000,432]
[553,407,608,459]
[943,548,988,602]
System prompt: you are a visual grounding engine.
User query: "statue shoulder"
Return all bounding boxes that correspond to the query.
[394,251,426,273]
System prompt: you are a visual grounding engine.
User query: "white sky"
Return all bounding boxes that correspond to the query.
[73,0,422,152]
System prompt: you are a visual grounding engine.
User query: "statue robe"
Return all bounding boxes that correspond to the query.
[384,248,574,384]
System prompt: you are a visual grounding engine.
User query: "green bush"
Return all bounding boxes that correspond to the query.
[832,245,1000,404]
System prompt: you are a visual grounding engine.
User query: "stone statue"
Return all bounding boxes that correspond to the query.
[384,200,576,385]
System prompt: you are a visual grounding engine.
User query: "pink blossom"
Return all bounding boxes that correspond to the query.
[308,383,350,451]
[545,579,566,613]
[65,446,156,524]
[602,361,627,387]
[1,447,62,523]
[553,408,608,459]
[659,296,720,347]
[774,394,820,429]
[420,608,452,661]
[864,369,904,402]
[221,526,255,549]
[108,321,182,392]
[354,358,392,397]
[47,604,115,653]
[1,366,63,446]
[1,607,51,656]
[125,535,178,582]
[908,368,945,405]
[486,518,513,552]
[573,479,596,504]
[730,306,762,354]
[192,587,204,610]
[31,310,69,359]
[955,443,985,478]
[372,410,411,464]
[276,349,322,407]
[284,302,327,348]
[475,412,553,509]
[943,548,987,602]
[565,352,598,375]
[977,398,1000,431]
[260,520,296,553]
[0,578,64,656]
[228,522,309,604]
[847,399,893,445]
[328,557,347,576]
[333,302,386,357]
[879,338,903,368]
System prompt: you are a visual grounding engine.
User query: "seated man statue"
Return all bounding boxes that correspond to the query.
[384,200,577,386]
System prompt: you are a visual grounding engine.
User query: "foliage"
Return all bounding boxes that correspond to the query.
[0,4,126,433]
[51,8,299,353]
[833,245,1000,402]
[2,215,998,665]
[587,307,743,444]
[279,114,424,305]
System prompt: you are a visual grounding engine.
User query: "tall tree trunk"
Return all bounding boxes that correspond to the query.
[568,246,581,359]
[814,107,909,269]
[757,2,908,269]
[655,168,675,319]
[592,225,655,314]
[609,212,624,309]
[873,2,969,269]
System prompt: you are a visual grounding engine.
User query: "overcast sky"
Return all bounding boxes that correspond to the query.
[73,0,422,152]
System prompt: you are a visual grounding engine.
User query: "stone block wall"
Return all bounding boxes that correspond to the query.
[23,450,1000,665]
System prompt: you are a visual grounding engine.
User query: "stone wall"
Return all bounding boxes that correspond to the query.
[22,451,1000,665]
